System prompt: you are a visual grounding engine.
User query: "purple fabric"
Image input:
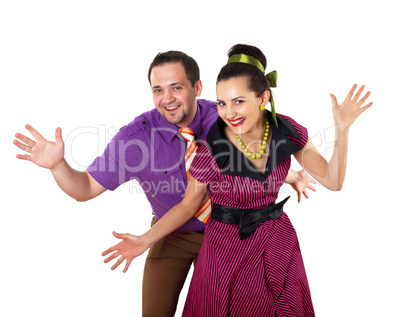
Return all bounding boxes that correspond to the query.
[87,99,218,231]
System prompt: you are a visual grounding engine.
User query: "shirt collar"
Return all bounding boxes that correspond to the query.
[206,110,303,182]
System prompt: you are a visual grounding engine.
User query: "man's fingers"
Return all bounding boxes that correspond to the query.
[13,139,32,153]
[307,184,316,192]
[25,124,45,142]
[16,154,32,161]
[55,127,63,145]
[15,133,36,147]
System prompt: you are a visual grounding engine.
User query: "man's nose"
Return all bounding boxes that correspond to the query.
[162,90,175,104]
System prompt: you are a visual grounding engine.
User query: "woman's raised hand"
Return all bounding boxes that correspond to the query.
[330,84,373,131]
[102,232,149,273]
[14,125,64,169]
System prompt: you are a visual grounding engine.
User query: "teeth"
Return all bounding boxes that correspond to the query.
[231,118,245,124]
[166,105,179,110]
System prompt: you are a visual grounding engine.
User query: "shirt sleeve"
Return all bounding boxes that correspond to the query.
[86,126,145,191]
[189,141,219,184]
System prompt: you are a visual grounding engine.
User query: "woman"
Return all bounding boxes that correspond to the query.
[102,44,372,316]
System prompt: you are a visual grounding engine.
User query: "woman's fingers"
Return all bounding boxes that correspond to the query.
[346,84,358,100]
[112,231,128,239]
[352,85,365,102]
[104,250,121,264]
[111,256,125,270]
[329,94,338,108]
[102,245,117,257]
[360,101,374,113]
[123,259,133,273]
[357,91,371,107]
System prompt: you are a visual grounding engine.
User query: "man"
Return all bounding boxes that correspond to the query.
[14,50,314,316]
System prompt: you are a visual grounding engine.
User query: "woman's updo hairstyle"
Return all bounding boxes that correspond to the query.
[217,44,270,97]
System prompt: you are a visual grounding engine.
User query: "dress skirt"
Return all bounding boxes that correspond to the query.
[182,212,315,317]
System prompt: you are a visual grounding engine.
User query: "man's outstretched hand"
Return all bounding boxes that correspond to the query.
[14,125,64,169]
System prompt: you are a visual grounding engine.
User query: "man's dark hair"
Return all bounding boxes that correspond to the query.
[148,51,200,87]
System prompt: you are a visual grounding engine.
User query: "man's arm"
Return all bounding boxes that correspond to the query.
[14,124,106,201]
[284,169,317,203]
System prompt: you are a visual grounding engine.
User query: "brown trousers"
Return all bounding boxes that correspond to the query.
[142,217,204,317]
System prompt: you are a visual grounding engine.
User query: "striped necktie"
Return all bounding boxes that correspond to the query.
[178,128,211,223]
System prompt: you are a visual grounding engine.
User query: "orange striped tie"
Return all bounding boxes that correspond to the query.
[179,128,211,223]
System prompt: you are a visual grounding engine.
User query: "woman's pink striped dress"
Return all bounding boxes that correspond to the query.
[184,112,315,316]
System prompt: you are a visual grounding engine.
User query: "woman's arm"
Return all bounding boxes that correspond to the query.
[293,84,372,191]
[102,174,208,272]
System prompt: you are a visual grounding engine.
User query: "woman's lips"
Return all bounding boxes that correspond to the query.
[228,117,246,127]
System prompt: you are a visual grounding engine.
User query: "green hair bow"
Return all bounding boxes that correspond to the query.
[227,54,278,127]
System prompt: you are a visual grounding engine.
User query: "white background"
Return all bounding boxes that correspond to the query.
[1,0,401,316]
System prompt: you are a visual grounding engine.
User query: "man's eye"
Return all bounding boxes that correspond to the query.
[153,89,161,94]
[173,86,182,91]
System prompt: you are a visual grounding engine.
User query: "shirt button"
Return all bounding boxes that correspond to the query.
[142,121,147,125]
[163,170,167,174]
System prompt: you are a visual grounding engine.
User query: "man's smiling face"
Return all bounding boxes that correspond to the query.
[150,62,201,128]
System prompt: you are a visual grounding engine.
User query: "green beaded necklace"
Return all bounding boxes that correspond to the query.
[235,119,269,159]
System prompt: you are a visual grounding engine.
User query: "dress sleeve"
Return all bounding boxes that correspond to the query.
[189,141,219,184]
[278,114,309,149]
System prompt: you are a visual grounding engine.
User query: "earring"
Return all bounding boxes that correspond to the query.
[260,104,265,111]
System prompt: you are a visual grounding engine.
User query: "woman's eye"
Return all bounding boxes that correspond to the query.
[217,101,226,107]
[235,100,244,105]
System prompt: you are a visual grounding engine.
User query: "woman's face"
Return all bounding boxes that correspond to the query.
[216,76,269,136]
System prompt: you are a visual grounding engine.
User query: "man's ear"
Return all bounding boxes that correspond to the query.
[194,80,203,97]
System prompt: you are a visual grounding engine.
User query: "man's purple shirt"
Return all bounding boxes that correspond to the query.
[87,99,218,231]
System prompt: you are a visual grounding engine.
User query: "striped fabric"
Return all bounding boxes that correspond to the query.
[183,115,315,316]
[179,128,211,223]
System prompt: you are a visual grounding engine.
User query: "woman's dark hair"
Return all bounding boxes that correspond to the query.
[217,44,270,97]
[148,50,200,87]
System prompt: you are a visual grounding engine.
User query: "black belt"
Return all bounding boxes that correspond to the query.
[211,196,290,240]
